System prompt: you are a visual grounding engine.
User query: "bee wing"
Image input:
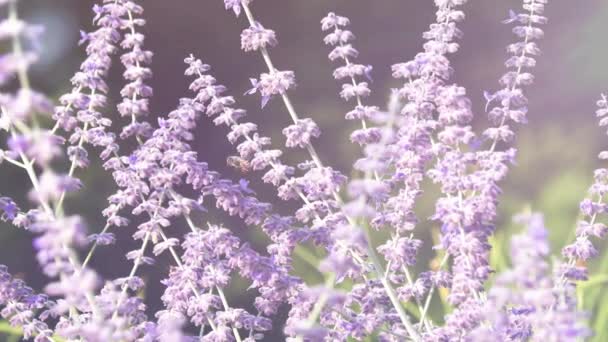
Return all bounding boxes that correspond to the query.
[226,156,239,167]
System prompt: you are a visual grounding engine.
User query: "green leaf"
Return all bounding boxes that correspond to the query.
[579,274,608,291]
[489,232,508,273]
[0,321,22,336]
[592,290,608,342]
[0,320,65,342]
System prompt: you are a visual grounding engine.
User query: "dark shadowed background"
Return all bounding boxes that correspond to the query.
[2,0,608,339]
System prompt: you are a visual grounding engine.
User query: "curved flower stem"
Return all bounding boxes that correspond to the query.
[298,107,420,339]
[330,34,380,180]
[107,186,221,336]
[110,189,168,321]
[4,1,101,321]
[54,120,90,217]
[228,6,420,335]
[81,222,111,269]
[217,287,243,342]
[403,264,432,331]
[189,65,367,269]
[488,3,537,153]
[157,230,220,332]
[341,60,381,181]
[110,229,152,321]
[13,139,53,215]
[50,85,82,136]
[418,253,449,330]
[78,0,148,274]
[2,109,99,319]
[362,222,421,340]
[125,7,146,146]
[168,191,248,341]
[293,273,336,342]
[9,1,30,91]
[552,193,604,309]
[240,4,324,171]
[438,0,542,309]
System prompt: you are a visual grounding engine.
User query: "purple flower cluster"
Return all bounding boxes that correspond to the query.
[422,1,550,338]
[0,265,53,340]
[100,55,309,339]
[322,12,378,147]
[56,1,124,161]
[472,213,590,340]
[5,0,608,341]
[0,2,109,333]
[559,94,608,283]
[161,225,296,340]
[117,1,153,141]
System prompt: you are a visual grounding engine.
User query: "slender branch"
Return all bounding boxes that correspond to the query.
[203,7,421,330]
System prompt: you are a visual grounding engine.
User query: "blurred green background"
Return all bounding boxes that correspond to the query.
[2,0,608,340]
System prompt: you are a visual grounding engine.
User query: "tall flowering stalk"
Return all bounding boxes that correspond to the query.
[374,2,471,332]
[535,95,608,340]
[423,0,549,338]
[0,0,103,328]
[224,2,428,338]
[560,94,608,282]
[101,55,305,340]
[321,13,377,148]
[84,0,154,267]
[0,0,168,340]
[117,1,153,142]
[472,213,590,340]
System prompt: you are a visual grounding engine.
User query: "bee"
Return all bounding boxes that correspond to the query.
[226,156,251,173]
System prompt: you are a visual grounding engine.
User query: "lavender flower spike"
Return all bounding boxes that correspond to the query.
[321,12,379,147]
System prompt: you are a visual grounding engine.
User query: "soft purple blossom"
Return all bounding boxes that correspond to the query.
[465,213,591,341]
[426,3,548,337]
[117,1,154,140]
[223,0,252,17]
[282,118,320,148]
[246,70,295,107]
[0,265,53,340]
[241,21,277,52]
[559,95,608,289]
